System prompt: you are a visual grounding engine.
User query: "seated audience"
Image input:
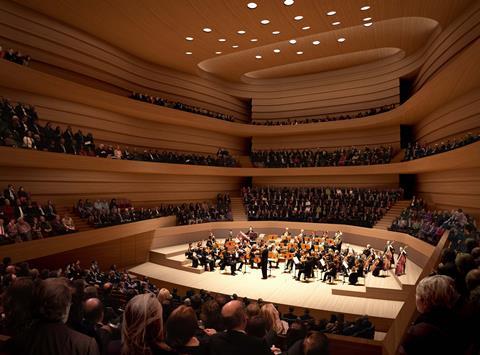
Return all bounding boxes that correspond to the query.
[403,132,480,161]
[0,45,31,66]
[251,146,393,168]
[251,104,398,126]
[129,92,236,122]
[243,186,401,228]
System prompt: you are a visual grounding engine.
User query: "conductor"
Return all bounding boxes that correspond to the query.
[261,245,269,279]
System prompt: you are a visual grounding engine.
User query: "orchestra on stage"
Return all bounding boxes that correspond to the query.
[185,227,408,284]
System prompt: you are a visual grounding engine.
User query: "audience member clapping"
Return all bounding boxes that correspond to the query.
[243,186,402,228]
[251,146,393,168]
[130,92,236,122]
[403,132,480,161]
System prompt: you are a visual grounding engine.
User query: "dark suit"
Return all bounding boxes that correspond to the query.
[14,321,100,355]
[261,248,269,279]
[208,330,271,355]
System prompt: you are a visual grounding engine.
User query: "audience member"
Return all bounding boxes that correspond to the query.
[243,186,401,228]
[0,45,31,66]
[251,146,393,168]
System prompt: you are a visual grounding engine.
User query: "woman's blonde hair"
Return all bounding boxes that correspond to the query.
[260,303,284,334]
[416,275,459,313]
[157,288,172,303]
[121,293,163,355]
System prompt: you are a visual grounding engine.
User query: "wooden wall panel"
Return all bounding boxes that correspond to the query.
[252,125,400,151]
[0,87,248,156]
[413,88,480,144]
[416,168,480,219]
[253,175,399,188]
[0,166,244,206]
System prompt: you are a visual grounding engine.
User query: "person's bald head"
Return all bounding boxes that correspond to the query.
[221,300,247,331]
[84,298,104,324]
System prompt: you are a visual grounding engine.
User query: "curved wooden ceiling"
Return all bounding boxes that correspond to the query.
[13,0,474,83]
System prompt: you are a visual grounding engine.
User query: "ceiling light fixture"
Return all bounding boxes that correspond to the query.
[237,30,246,35]
[202,28,212,33]
[232,45,239,48]
[247,2,257,9]
[272,30,280,35]
[273,49,281,53]
[337,37,346,42]
[255,55,262,59]
[360,5,370,11]
[185,51,193,55]
[185,36,194,41]
[332,21,340,26]
[363,22,373,27]
[284,0,294,6]
[218,38,226,42]
[215,51,222,54]
[296,51,303,55]
[312,40,320,45]
[363,17,372,21]
[260,19,270,25]
[302,26,311,30]
[250,38,258,42]
[289,39,297,44]
[326,11,336,16]
[294,15,303,21]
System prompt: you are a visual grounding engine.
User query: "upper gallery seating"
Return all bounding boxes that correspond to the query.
[251,146,394,168]
[129,92,236,122]
[0,44,31,66]
[0,98,238,167]
[251,104,399,126]
[242,186,402,228]
[403,132,480,161]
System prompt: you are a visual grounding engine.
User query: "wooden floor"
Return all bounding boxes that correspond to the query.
[130,242,422,321]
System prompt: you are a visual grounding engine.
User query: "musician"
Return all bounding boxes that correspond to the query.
[323,261,337,283]
[284,243,296,273]
[200,248,215,272]
[395,247,407,276]
[363,244,373,257]
[185,243,199,268]
[246,226,258,242]
[334,230,343,251]
[372,255,384,277]
[268,245,279,269]
[261,244,269,279]
[348,266,359,285]
[384,241,395,267]
[206,232,215,248]
[219,249,237,276]
[282,227,291,238]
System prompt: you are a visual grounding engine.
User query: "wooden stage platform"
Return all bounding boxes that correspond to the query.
[129,241,422,328]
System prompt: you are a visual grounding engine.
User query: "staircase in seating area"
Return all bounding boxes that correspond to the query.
[55,205,93,232]
[231,197,248,221]
[237,155,253,168]
[374,200,411,230]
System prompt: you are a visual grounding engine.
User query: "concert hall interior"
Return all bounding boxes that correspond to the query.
[0,0,479,354]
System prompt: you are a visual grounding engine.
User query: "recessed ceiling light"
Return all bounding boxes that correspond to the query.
[302,26,311,30]
[312,40,320,45]
[185,36,194,41]
[273,48,281,53]
[332,21,341,26]
[289,39,297,44]
[296,51,303,55]
[185,51,193,55]
[272,30,280,35]
[363,22,373,27]
[260,19,270,25]
[232,45,239,48]
[203,28,212,33]
[215,51,222,54]
[284,0,294,5]
[363,17,372,21]
[337,37,346,42]
[218,38,226,42]
[255,55,262,59]
[294,15,303,21]
[361,5,370,11]
[237,30,246,35]
[326,11,336,16]
[250,38,258,42]
[247,2,257,9]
